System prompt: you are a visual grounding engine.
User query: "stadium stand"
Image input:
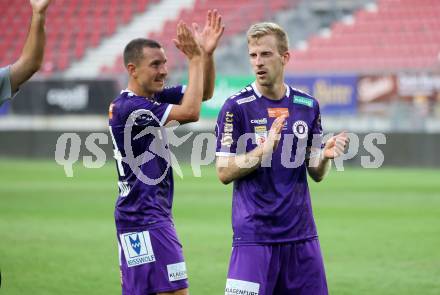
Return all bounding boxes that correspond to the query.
[0,0,154,75]
[101,0,296,75]
[206,0,371,75]
[0,0,387,77]
[4,0,438,77]
[67,0,196,78]
[288,0,440,73]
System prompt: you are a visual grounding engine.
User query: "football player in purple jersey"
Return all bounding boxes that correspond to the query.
[109,10,224,295]
[215,22,348,295]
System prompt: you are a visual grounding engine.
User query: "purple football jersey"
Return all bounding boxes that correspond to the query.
[215,82,323,245]
[109,86,184,230]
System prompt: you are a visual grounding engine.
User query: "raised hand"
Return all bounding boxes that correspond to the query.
[192,9,225,55]
[30,0,52,14]
[172,21,202,60]
[263,115,286,155]
[323,132,349,159]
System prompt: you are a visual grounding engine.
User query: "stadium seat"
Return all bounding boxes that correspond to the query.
[0,0,154,75]
[288,0,440,73]
[103,0,297,74]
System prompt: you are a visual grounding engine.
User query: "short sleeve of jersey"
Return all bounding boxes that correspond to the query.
[0,66,12,106]
[154,85,185,105]
[215,99,242,156]
[123,96,173,127]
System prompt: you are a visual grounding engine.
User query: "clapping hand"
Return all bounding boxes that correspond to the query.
[192,9,225,55]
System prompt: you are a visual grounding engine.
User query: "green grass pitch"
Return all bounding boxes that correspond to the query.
[0,159,439,294]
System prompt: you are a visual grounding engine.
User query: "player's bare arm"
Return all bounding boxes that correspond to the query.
[307,131,349,182]
[166,21,204,124]
[216,115,286,184]
[193,9,225,101]
[10,0,52,93]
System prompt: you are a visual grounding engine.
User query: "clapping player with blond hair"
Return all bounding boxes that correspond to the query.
[216,22,348,295]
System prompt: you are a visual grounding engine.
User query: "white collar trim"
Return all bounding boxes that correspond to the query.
[120,88,138,97]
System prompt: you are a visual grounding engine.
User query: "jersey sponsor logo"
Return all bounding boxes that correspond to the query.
[120,231,155,267]
[254,126,267,133]
[222,111,235,147]
[254,125,267,146]
[225,279,259,295]
[224,124,234,133]
[250,118,267,125]
[225,111,234,123]
[167,262,188,282]
[293,120,309,139]
[293,95,314,108]
[267,108,289,118]
[236,95,256,105]
[221,133,234,147]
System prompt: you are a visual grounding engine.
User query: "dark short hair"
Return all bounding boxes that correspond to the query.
[123,38,162,66]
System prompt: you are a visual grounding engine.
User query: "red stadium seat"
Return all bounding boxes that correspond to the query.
[104,0,297,74]
[288,0,440,73]
[0,0,153,75]
[13,0,397,75]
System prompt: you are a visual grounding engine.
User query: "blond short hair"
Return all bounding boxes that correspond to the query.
[247,22,289,54]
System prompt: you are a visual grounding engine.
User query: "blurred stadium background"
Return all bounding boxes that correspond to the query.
[0,0,439,294]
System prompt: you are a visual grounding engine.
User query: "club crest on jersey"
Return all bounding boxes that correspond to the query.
[293,120,309,139]
[120,231,155,267]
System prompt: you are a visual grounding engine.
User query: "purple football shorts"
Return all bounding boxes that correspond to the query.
[117,224,188,295]
[225,238,328,295]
